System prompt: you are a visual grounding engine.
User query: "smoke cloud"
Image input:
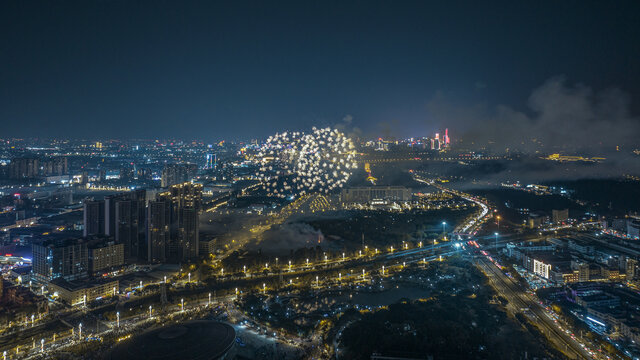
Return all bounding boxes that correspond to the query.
[427,76,640,154]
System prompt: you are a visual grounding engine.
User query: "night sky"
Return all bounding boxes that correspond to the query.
[2,0,640,142]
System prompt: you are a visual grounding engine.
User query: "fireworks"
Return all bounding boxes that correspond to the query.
[254,127,357,197]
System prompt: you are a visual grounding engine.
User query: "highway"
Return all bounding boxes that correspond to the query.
[477,257,593,359]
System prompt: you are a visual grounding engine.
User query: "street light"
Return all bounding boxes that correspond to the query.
[181,298,184,312]
[362,269,365,280]
[78,323,82,340]
[442,221,446,234]
[113,286,116,296]
[342,253,345,261]
[306,258,309,266]
[208,292,211,306]
[316,276,319,287]
[221,268,224,276]
[40,338,44,353]
[494,232,499,249]
[338,273,341,281]
[116,312,120,328]
[149,305,152,318]
[381,265,385,275]
[164,276,167,283]
[263,283,266,294]
[188,273,191,283]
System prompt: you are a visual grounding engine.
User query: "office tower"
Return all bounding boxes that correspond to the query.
[147,199,170,263]
[32,239,88,281]
[445,128,450,146]
[83,199,105,237]
[205,154,216,169]
[161,163,198,187]
[430,138,435,150]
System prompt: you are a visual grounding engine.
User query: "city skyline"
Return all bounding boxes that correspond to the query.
[2,1,640,146]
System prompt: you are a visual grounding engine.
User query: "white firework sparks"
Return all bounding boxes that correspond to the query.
[254,127,357,197]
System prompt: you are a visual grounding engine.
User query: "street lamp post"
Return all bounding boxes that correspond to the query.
[116,312,119,328]
[208,292,211,306]
[149,305,152,318]
[316,276,319,287]
[382,265,385,275]
[78,323,82,341]
[188,273,191,283]
[181,298,184,312]
[494,232,499,250]
[40,338,44,353]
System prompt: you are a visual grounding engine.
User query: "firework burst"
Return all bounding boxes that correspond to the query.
[254,127,357,197]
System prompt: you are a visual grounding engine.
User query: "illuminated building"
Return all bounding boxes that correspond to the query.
[205,153,216,169]
[32,239,88,281]
[340,186,411,204]
[88,240,124,274]
[48,278,119,306]
[161,163,197,187]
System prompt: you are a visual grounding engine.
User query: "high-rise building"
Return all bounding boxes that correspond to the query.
[83,199,105,237]
[147,199,170,263]
[627,258,638,280]
[40,157,68,176]
[161,163,198,187]
[32,239,88,281]
[179,207,199,261]
[205,154,216,169]
[156,182,203,262]
[8,157,39,179]
[105,190,146,260]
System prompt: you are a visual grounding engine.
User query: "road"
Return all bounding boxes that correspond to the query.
[477,257,593,359]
